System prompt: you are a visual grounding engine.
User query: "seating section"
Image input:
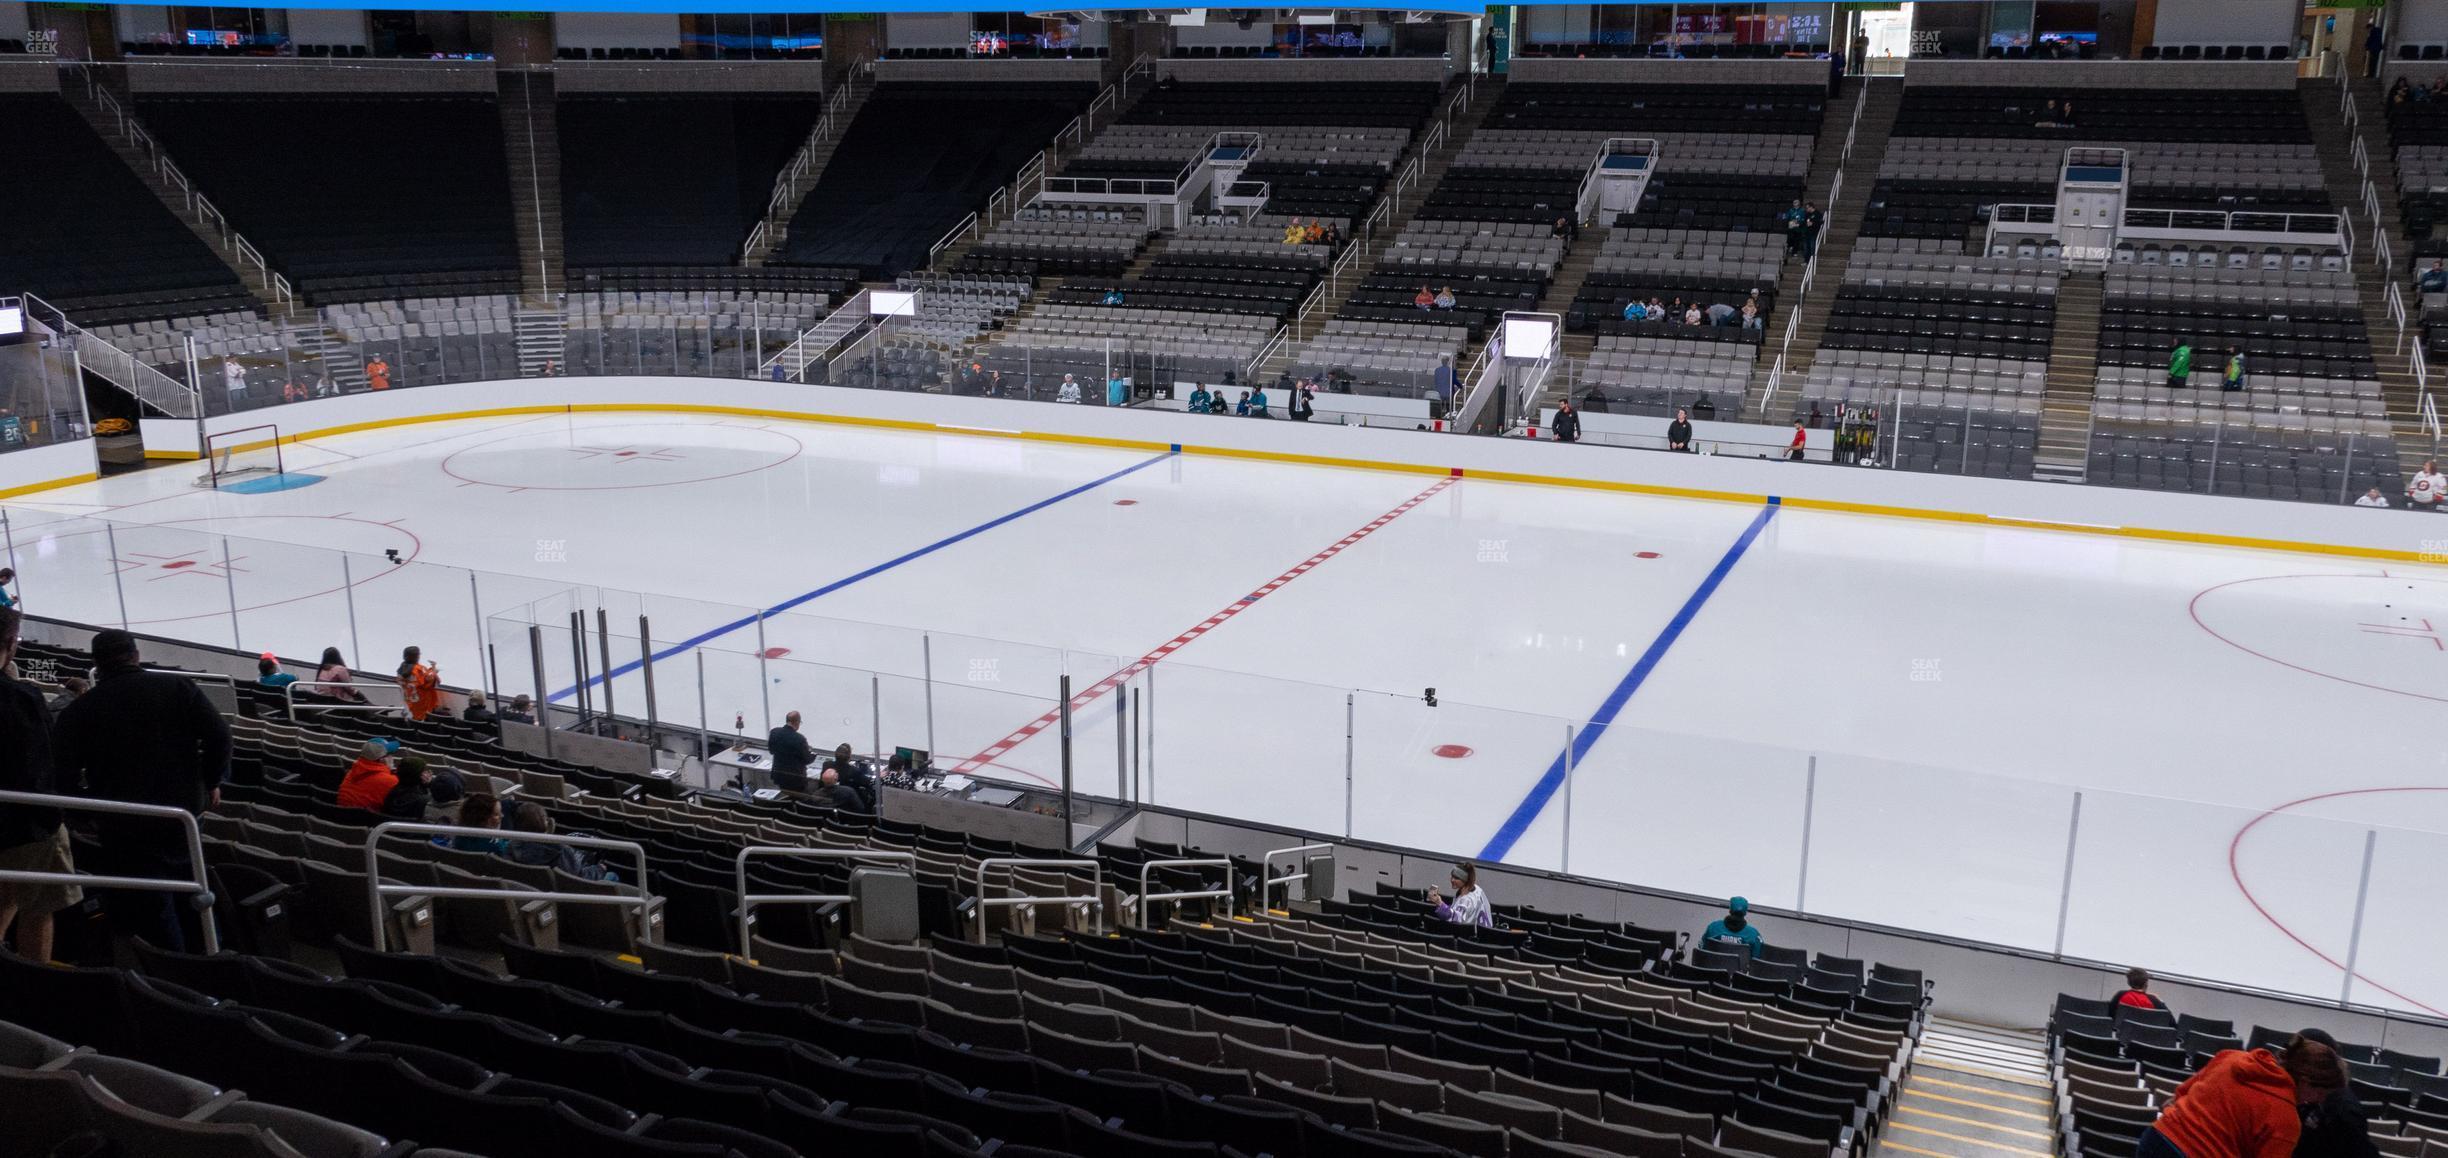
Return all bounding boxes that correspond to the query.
[563,289,837,379]
[1292,319,1470,397]
[960,207,1152,278]
[1579,335,1757,421]
[2087,262,2399,502]
[0,94,255,326]
[1567,229,1773,420]
[1796,246,2059,479]
[2048,995,2448,1158]
[1083,81,1438,223]
[777,82,1096,278]
[560,95,823,267]
[894,272,1033,346]
[134,95,521,303]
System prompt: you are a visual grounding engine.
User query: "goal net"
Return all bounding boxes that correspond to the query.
[194,425,284,488]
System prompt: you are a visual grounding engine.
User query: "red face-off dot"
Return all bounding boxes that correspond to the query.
[1432,744,1474,759]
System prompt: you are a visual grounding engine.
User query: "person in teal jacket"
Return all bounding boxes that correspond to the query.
[1702,895,1764,958]
[1187,385,1211,413]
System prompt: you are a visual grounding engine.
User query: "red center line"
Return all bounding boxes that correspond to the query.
[951,476,1458,781]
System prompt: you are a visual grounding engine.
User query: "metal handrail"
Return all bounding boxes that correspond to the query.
[1247,323,1291,380]
[1260,843,1332,908]
[734,846,916,957]
[18,292,202,419]
[1136,858,1233,921]
[362,821,652,948]
[282,679,403,720]
[2118,208,2344,237]
[0,789,218,953]
[971,856,1102,934]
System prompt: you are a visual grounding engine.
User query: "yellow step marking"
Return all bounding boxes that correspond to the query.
[1905,1090,2054,1121]
[1917,1077,2052,1107]
[1920,1059,2055,1089]
[1882,1140,2026,1158]
[1897,1105,2056,1140]
[1888,1120,2055,1157]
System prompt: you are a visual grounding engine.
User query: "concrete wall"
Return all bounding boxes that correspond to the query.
[554,12,679,52]
[72,374,2438,563]
[1155,56,1454,84]
[1507,57,1831,85]
[2148,0,2296,48]
[120,59,497,93]
[885,12,976,51]
[0,1,28,41]
[0,58,57,91]
[872,58,1103,84]
[285,8,368,49]
[1903,58,2300,88]
[554,60,830,94]
[2402,0,2448,46]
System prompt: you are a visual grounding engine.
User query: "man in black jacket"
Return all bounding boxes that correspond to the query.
[826,744,878,812]
[1666,407,1695,452]
[2294,1028,2380,1158]
[0,610,77,964]
[1552,400,1581,443]
[767,711,817,794]
[52,628,231,952]
[817,768,869,814]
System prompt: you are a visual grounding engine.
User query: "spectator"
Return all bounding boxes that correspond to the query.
[767,710,817,793]
[436,793,507,854]
[827,744,877,811]
[1647,296,1667,322]
[2114,967,2170,1014]
[2355,487,2390,509]
[1668,407,1694,452]
[2223,348,2246,392]
[1701,896,1763,957]
[1208,391,1230,415]
[1802,203,1824,259]
[2141,1033,2344,1158]
[2366,18,2385,79]
[1290,383,1316,422]
[2418,260,2447,293]
[0,609,75,965]
[254,654,295,689]
[1706,302,1737,327]
[222,357,247,404]
[1188,384,1212,413]
[1552,399,1580,443]
[1683,303,1704,327]
[502,694,536,725]
[365,355,391,392]
[1414,285,1436,311]
[53,630,230,953]
[1057,374,1082,404]
[505,802,615,882]
[2293,1029,2380,1158]
[1434,286,1457,311]
[1850,29,1869,74]
[2407,460,2445,512]
[397,646,440,721]
[1552,214,1577,241]
[1782,200,1808,255]
[1433,356,1458,402]
[380,755,435,821]
[1304,220,1326,245]
[315,646,366,703]
[460,689,497,725]
[817,767,867,812]
[2168,342,2194,389]
[1100,287,1125,306]
[2391,78,2413,107]
[1427,862,1492,927]
[1249,385,1271,418]
[1741,299,1761,330]
[1282,218,1306,245]
[1787,420,1808,461]
[1623,300,1646,322]
[47,676,87,716]
[0,567,14,611]
[338,739,399,811]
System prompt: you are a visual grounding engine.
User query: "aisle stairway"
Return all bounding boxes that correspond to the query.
[2032,273,2104,482]
[742,68,877,268]
[498,70,564,305]
[1877,1021,2057,1158]
[55,67,289,316]
[1748,77,1904,421]
[2307,75,2433,448]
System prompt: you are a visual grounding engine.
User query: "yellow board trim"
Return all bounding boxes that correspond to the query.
[0,471,101,500]
[177,399,2437,565]
[143,450,202,461]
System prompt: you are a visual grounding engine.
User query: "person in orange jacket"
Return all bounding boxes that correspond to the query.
[396,646,440,721]
[365,356,391,391]
[2141,1034,2346,1158]
[336,739,399,810]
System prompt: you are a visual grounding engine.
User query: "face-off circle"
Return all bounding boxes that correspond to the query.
[79,514,422,626]
[439,422,803,492]
[2231,786,2448,1017]
[2190,573,2448,704]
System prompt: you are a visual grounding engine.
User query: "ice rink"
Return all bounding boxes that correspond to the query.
[5,409,2445,1015]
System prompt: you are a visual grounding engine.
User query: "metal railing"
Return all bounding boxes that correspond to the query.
[742,53,872,259]
[1135,857,1233,923]
[0,790,218,953]
[280,679,404,721]
[1260,842,1332,909]
[2416,338,2431,394]
[928,212,980,271]
[971,856,1102,935]
[362,821,653,948]
[1247,323,1292,380]
[73,65,290,312]
[733,846,916,957]
[1840,75,1870,164]
[2373,210,2394,280]
[2424,390,2443,444]
[2120,208,2345,238]
[15,293,202,420]
[2388,281,2409,355]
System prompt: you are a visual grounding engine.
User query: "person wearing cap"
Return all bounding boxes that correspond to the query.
[2292,1029,2380,1158]
[1702,896,1764,958]
[1426,862,1492,927]
[2143,1031,2345,1158]
[338,738,401,811]
[51,628,232,953]
[255,654,296,689]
